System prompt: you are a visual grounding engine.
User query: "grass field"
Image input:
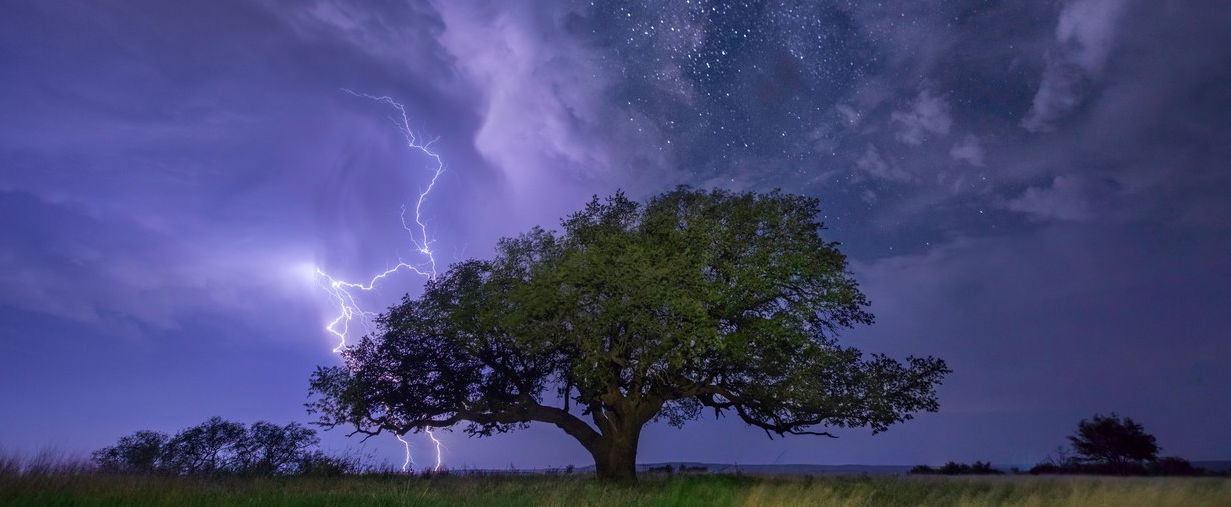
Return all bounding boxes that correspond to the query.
[2,473,1229,507]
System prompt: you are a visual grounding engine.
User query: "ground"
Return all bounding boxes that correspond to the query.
[3,474,1230,506]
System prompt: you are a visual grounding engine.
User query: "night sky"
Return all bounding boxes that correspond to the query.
[2,0,1229,469]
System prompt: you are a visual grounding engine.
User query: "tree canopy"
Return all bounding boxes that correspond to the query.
[1068,413,1160,467]
[309,187,949,480]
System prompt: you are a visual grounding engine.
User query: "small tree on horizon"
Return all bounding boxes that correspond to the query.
[1068,413,1160,468]
[309,187,950,480]
[93,430,169,474]
[163,417,246,475]
[237,421,320,475]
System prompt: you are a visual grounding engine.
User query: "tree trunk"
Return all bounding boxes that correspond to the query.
[590,426,642,481]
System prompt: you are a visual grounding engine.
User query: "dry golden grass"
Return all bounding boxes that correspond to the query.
[736,475,1231,507]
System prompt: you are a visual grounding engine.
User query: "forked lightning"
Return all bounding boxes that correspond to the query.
[315,90,448,472]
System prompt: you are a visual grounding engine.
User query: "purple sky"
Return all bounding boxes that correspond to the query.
[2,0,1229,469]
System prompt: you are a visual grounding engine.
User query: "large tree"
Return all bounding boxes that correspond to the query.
[309,188,949,480]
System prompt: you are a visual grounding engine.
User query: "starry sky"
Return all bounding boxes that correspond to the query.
[2,0,1229,468]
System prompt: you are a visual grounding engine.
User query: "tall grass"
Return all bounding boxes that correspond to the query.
[0,447,93,477]
[2,472,1228,506]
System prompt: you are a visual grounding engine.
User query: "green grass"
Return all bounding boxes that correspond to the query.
[2,474,1230,507]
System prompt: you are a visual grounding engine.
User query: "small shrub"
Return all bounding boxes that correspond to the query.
[647,464,675,475]
[1149,456,1205,476]
[1028,463,1062,475]
[911,461,1002,475]
[298,451,362,477]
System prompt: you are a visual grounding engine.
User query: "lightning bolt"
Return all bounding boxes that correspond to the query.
[427,428,445,472]
[314,89,447,473]
[395,433,414,472]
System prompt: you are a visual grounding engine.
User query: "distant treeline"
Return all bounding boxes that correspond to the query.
[92,417,358,477]
[645,464,709,475]
[911,461,1002,475]
[912,414,1220,477]
[1026,457,1208,476]
[57,412,1231,479]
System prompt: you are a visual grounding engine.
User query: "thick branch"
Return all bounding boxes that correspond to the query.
[695,389,841,439]
[384,401,603,451]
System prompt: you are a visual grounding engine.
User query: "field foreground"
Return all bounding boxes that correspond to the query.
[3,474,1229,507]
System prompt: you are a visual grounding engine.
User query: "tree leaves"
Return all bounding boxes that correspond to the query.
[308,186,948,456]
